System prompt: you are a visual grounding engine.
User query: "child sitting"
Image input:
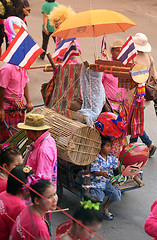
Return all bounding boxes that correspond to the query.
[90,137,121,220]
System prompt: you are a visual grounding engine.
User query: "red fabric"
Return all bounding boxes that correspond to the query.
[0,191,26,240]
[0,178,7,193]
[56,220,72,236]
[10,206,51,240]
[144,200,157,240]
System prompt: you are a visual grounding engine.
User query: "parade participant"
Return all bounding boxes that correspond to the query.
[144,199,157,240]
[102,39,129,113]
[6,0,26,20]
[55,194,103,240]
[130,33,157,158]
[23,0,31,23]
[0,165,33,240]
[38,0,58,60]
[0,144,23,193]
[10,176,58,240]
[0,16,33,144]
[90,137,121,220]
[17,113,57,190]
[49,4,81,63]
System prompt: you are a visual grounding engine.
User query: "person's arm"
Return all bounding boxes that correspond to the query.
[0,87,5,121]
[24,84,33,112]
[144,203,157,238]
[93,171,110,179]
[43,13,49,35]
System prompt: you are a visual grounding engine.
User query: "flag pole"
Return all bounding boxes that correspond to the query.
[46,52,57,71]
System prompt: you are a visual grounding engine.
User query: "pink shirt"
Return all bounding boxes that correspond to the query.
[27,131,57,189]
[10,206,51,240]
[144,200,157,240]
[0,178,7,193]
[102,58,128,111]
[0,191,26,240]
[0,63,29,109]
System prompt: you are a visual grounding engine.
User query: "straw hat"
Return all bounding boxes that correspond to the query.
[133,33,151,53]
[17,114,51,131]
[110,39,124,51]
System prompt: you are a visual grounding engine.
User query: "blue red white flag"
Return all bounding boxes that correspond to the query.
[101,35,107,57]
[0,27,44,70]
[52,38,76,62]
[117,36,137,65]
[61,40,79,67]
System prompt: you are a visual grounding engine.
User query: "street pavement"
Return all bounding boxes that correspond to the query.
[1,0,157,239]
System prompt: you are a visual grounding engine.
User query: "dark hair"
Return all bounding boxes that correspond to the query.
[101,136,112,148]
[30,179,52,203]
[73,193,103,225]
[46,0,55,2]
[0,146,21,167]
[7,165,33,195]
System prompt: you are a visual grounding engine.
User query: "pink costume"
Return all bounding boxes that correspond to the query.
[0,63,29,143]
[10,206,51,240]
[0,178,7,193]
[0,191,26,240]
[55,37,81,63]
[144,200,157,240]
[27,130,57,190]
[0,63,29,110]
[102,58,128,112]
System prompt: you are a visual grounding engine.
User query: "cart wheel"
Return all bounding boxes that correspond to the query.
[57,171,63,205]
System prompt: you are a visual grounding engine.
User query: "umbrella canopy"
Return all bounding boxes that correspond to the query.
[52,9,136,39]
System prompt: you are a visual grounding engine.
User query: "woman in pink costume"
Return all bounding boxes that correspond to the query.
[0,16,33,143]
[0,144,23,193]
[10,176,58,240]
[0,165,33,240]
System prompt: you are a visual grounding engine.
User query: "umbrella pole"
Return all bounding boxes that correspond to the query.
[92,26,98,60]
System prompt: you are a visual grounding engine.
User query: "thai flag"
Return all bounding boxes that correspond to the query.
[52,38,76,62]
[101,35,107,57]
[61,40,79,67]
[0,27,44,69]
[117,36,137,65]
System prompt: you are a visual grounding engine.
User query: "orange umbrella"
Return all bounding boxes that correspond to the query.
[52,9,136,39]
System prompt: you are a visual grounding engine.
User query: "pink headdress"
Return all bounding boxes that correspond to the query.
[22,171,49,190]
[5,16,27,43]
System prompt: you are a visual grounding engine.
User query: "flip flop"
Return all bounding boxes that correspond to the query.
[103,212,114,220]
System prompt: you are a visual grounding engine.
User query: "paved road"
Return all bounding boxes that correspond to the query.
[1,0,157,239]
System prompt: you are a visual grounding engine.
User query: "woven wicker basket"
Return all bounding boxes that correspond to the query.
[32,107,101,166]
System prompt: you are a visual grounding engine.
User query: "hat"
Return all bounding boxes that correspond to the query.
[17,114,51,131]
[110,39,124,51]
[133,33,151,53]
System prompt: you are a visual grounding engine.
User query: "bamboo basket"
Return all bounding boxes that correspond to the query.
[32,107,101,166]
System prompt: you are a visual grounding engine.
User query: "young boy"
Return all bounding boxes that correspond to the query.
[90,137,121,220]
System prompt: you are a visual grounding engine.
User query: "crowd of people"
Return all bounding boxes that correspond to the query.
[0,0,157,239]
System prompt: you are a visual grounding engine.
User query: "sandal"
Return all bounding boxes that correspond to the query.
[149,145,157,158]
[103,212,114,220]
